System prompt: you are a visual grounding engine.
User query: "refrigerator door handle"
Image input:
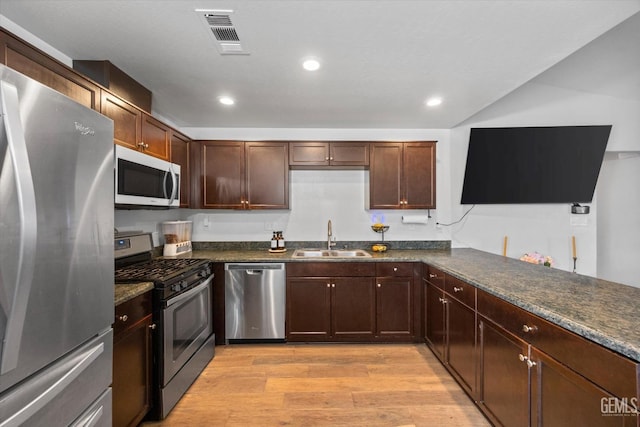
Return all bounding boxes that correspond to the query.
[0,80,38,375]
[0,341,104,427]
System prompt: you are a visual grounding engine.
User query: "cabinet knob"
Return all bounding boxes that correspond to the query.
[526,359,537,368]
[429,274,437,278]
[119,314,128,322]
[393,267,398,272]
[149,323,157,330]
[332,283,335,288]
[522,324,538,333]
[329,157,334,160]
[518,353,527,362]
[453,286,463,292]
[325,157,329,161]
[327,283,331,288]
[377,283,381,288]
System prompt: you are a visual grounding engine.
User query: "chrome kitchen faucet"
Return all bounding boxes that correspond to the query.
[327,220,337,250]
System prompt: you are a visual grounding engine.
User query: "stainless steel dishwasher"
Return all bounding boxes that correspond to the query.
[225,263,286,342]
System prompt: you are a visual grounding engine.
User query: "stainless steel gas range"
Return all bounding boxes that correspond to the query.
[114,232,215,420]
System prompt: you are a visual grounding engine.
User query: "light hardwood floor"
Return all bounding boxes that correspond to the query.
[142,343,490,426]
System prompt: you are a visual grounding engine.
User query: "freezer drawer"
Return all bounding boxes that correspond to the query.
[0,329,113,427]
[225,263,286,340]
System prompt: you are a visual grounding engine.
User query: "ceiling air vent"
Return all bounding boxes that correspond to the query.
[197,10,249,55]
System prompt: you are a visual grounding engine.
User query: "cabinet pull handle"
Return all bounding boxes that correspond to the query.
[149,323,157,330]
[522,324,538,333]
[119,314,128,322]
[453,286,463,292]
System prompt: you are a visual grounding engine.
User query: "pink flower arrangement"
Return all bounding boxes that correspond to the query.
[520,252,554,267]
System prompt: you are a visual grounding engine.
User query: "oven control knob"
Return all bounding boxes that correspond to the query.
[172,284,181,292]
[180,280,188,289]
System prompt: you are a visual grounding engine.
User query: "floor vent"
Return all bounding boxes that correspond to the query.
[197,10,249,55]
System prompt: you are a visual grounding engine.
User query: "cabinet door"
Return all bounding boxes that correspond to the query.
[141,114,170,160]
[376,277,413,338]
[113,315,152,427]
[447,295,476,397]
[289,142,329,166]
[330,142,369,167]
[403,142,436,208]
[1,29,101,110]
[286,278,332,341]
[369,142,403,208]
[530,348,631,427]
[200,141,245,208]
[478,317,529,427]
[425,281,446,360]
[332,277,376,339]
[171,131,191,208]
[101,91,141,150]
[245,141,289,209]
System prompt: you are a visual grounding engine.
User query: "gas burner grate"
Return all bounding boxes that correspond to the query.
[115,258,210,283]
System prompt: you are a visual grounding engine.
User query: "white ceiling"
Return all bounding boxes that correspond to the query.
[1,1,639,129]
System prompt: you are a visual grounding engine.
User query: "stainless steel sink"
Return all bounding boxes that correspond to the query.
[292,249,372,258]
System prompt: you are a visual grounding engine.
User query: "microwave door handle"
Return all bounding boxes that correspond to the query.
[0,80,38,374]
[168,166,178,205]
[162,169,169,200]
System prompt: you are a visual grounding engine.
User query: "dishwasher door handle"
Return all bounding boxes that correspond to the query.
[246,270,263,275]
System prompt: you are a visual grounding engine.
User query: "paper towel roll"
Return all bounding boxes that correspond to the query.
[401,215,429,224]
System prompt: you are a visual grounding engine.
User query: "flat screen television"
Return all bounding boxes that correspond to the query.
[460,125,611,204]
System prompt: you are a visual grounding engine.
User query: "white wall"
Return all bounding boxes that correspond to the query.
[449,13,640,286]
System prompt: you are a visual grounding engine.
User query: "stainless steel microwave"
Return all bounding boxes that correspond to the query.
[115,145,180,208]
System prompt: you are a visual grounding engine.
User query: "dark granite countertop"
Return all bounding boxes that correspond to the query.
[185,247,640,363]
[115,282,154,306]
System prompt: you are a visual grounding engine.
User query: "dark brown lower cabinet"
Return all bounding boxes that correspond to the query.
[375,276,413,338]
[286,276,375,341]
[424,280,446,360]
[447,295,476,396]
[531,348,633,427]
[113,291,153,427]
[424,276,477,397]
[478,317,530,427]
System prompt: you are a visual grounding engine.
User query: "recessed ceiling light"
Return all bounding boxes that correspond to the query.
[425,97,442,107]
[218,96,235,106]
[302,58,321,71]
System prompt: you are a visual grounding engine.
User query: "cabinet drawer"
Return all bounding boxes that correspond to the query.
[424,265,445,289]
[114,291,152,336]
[478,289,638,399]
[376,262,414,277]
[445,275,476,309]
[287,262,375,277]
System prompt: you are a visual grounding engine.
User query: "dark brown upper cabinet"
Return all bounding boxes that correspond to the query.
[101,91,170,161]
[198,140,289,210]
[289,141,369,168]
[369,141,436,209]
[0,28,101,110]
[171,130,191,208]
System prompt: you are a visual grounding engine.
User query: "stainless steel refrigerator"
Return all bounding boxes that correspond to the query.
[0,64,114,426]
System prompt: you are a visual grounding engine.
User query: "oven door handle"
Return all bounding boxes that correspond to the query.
[165,275,213,308]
